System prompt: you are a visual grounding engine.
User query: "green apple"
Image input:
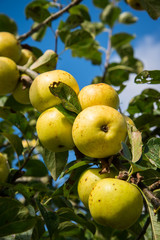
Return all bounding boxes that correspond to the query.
[78,167,117,208]
[126,0,144,10]
[0,32,22,63]
[0,57,19,95]
[72,105,127,158]
[13,79,30,105]
[36,107,74,152]
[18,49,36,66]
[0,153,9,183]
[78,83,119,110]
[29,70,79,112]
[89,178,143,230]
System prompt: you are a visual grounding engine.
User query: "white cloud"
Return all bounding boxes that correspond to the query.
[119,35,160,112]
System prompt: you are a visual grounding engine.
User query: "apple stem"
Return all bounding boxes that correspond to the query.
[17,65,38,80]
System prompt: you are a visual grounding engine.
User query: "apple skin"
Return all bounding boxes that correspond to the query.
[89,178,143,230]
[0,57,19,95]
[13,81,30,105]
[126,0,144,10]
[29,70,79,112]
[36,107,74,152]
[78,83,119,110]
[0,153,9,183]
[18,49,36,66]
[72,105,127,158]
[78,167,117,208]
[0,32,22,63]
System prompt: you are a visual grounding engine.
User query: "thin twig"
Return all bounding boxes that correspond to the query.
[18,0,83,42]
[148,180,160,192]
[17,65,38,79]
[135,217,150,240]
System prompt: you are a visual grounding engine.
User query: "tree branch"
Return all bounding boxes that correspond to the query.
[18,0,83,42]
[17,65,38,79]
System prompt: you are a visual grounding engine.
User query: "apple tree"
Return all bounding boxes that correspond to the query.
[0,0,160,239]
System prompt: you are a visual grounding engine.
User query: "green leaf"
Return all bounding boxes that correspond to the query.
[43,148,68,181]
[57,208,96,234]
[0,107,29,135]
[121,57,144,74]
[144,197,160,240]
[141,0,160,20]
[81,21,105,37]
[64,160,91,174]
[0,197,36,237]
[25,0,51,22]
[37,200,59,239]
[69,4,90,21]
[0,14,17,34]
[121,142,132,160]
[55,104,77,124]
[30,49,57,73]
[0,132,23,156]
[111,32,135,49]
[15,228,33,240]
[23,159,48,177]
[49,82,82,114]
[117,43,134,59]
[118,12,138,24]
[58,221,83,238]
[31,23,47,42]
[127,124,143,163]
[100,4,121,27]
[31,217,45,240]
[135,70,160,84]
[144,138,160,168]
[140,169,160,185]
[92,0,109,8]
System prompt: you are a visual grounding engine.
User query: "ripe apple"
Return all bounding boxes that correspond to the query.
[89,178,143,230]
[0,32,22,63]
[29,70,79,112]
[0,153,9,183]
[0,57,19,95]
[18,49,36,66]
[126,0,144,10]
[13,81,30,105]
[78,83,119,110]
[78,167,117,208]
[36,107,74,152]
[72,105,127,158]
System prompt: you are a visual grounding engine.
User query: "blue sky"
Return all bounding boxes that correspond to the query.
[1,0,160,112]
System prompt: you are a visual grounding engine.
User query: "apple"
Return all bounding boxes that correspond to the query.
[13,81,30,105]
[89,178,143,230]
[0,57,19,95]
[78,167,117,208]
[0,153,9,183]
[78,83,119,110]
[0,32,22,63]
[18,49,36,66]
[72,105,127,158]
[126,0,144,10]
[29,70,79,112]
[36,107,74,152]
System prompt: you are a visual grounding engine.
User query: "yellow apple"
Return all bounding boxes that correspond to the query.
[36,107,74,152]
[13,81,30,105]
[78,83,119,110]
[126,0,144,10]
[0,153,9,183]
[89,178,143,230]
[0,32,22,63]
[78,167,117,208]
[29,70,79,112]
[0,57,19,95]
[72,105,127,158]
[18,49,36,66]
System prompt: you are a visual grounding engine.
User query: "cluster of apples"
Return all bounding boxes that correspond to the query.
[0,31,36,104]
[77,167,143,230]
[29,69,132,157]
